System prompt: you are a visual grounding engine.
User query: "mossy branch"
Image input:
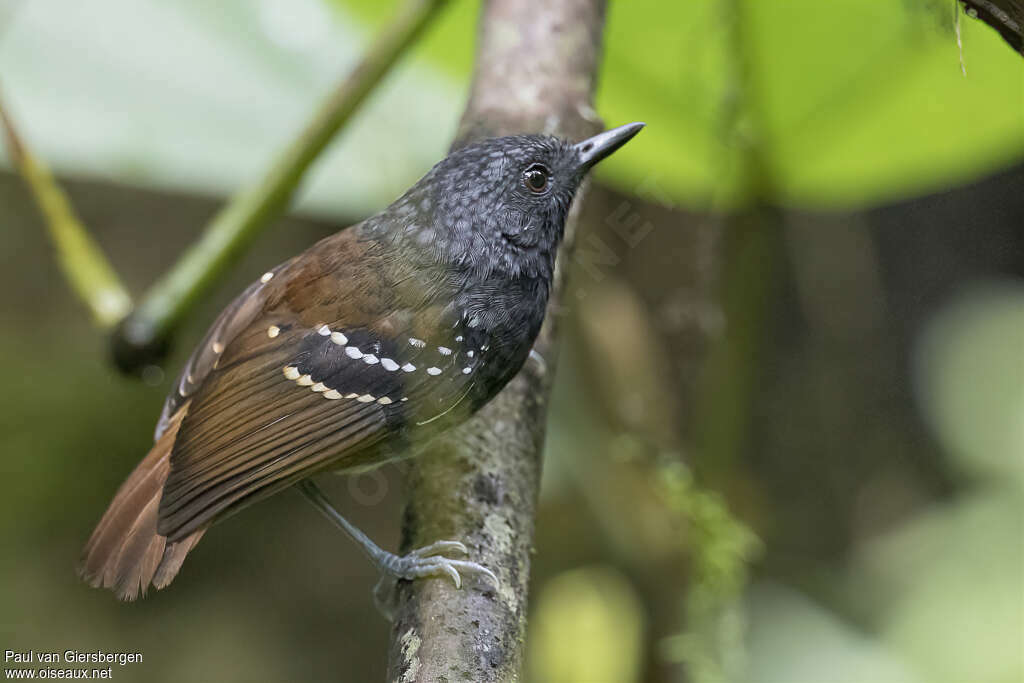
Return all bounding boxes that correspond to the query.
[0,96,132,328]
[386,0,607,680]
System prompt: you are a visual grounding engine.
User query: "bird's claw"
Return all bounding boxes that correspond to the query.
[406,540,468,559]
[400,557,498,590]
[372,540,498,620]
[390,553,498,590]
[382,540,498,589]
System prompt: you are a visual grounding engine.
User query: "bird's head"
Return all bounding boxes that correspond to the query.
[381,123,644,279]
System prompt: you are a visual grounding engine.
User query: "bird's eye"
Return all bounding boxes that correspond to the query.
[523,164,550,193]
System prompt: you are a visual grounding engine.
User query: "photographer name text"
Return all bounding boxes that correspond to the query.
[5,652,140,667]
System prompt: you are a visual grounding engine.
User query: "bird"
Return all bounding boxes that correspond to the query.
[79,122,645,601]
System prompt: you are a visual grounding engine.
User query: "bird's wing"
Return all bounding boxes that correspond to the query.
[154,260,291,441]
[155,231,488,541]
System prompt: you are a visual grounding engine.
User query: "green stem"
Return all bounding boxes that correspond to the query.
[117,0,449,364]
[0,100,132,328]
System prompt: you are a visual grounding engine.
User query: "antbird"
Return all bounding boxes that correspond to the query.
[80,122,645,601]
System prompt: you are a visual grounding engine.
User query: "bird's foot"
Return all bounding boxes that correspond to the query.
[380,540,498,588]
[372,540,498,619]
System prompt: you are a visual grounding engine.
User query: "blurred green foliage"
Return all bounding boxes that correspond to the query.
[528,566,646,683]
[1,2,1022,682]
[334,0,1024,209]
[658,463,762,683]
[916,282,1024,484]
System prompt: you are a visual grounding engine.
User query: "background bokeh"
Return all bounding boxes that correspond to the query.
[1,1,1021,681]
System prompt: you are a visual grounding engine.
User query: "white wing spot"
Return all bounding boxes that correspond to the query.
[318,325,331,336]
[467,350,475,358]
[212,341,224,354]
[283,366,301,380]
[311,382,327,392]
[297,374,314,386]
[345,392,359,399]
[427,367,441,376]
[377,397,393,405]
[345,346,363,359]
[267,325,280,338]
[402,363,416,372]
[463,367,472,374]
[363,354,379,365]
[455,335,464,342]
[260,271,274,283]
[331,331,348,345]
[357,394,375,403]
[409,338,426,348]
[381,358,399,371]
[401,397,409,402]
[438,346,452,355]
[323,389,342,400]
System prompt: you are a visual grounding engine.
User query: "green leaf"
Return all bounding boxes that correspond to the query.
[335,0,1024,209]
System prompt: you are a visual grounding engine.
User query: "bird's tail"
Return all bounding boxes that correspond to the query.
[78,405,204,600]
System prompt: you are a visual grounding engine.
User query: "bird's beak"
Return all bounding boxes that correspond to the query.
[574,122,645,172]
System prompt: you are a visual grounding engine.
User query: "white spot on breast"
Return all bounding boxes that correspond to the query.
[402,363,416,372]
[409,338,426,348]
[323,389,342,400]
[357,394,375,403]
[363,354,379,365]
[297,374,314,386]
[212,341,224,354]
[377,397,393,405]
[438,346,452,355]
[311,382,327,392]
[283,366,301,380]
[381,358,399,372]
[427,367,441,376]
[318,325,331,336]
[260,271,274,283]
[267,325,280,338]
[331,331,348,345]
[345,346,363,359]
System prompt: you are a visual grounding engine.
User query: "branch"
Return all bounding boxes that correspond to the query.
[0,95,132,328]
[961,0,1024,54]
[386,1,606,680]
[113,0,449,371]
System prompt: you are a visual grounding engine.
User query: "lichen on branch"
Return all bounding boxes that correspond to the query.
[386,1,608,681]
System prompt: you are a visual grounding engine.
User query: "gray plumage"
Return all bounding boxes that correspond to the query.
[80,123,644,600]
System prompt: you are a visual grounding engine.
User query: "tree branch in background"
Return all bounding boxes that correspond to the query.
[571,274,760,682]
[112,0,449,372]
[961,0,1024,53]
[385,0,606,680]
[0,94,132,328]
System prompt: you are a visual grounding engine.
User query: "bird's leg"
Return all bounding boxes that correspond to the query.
[297,479,497,615]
